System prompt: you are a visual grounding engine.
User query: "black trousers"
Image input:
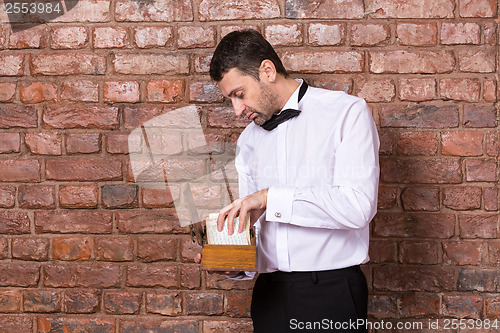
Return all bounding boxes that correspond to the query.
[251,265,368,333]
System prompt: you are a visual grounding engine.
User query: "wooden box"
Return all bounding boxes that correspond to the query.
[201,244,256,271]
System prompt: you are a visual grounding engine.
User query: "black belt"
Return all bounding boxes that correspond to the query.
[262,265,362,283]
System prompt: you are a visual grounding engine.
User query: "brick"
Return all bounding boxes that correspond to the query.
[63,290,100,313]
[484,21,497,44]
[43,105,119,129]
[368,295,397,318]
[123,105,198,129]
[8,26,46,49]
[0,316,32,331]
[113,52,189,75]
[0,185,16,208]
[458,268,500,292]
[459,214,498,238]
[377,187,397,210]
[137,237,177,262]
[398,78,436,102]
[134,26,174,48]
[313,77,353,93]
[0,55,23,76]
[441,131,483,156]
[43,263,120,288]
[465,159,496,182]
[369,240,396,263]
[59,185,98,209]
[440,78,480,102]
[25,132,62,155]
[443,186,482,210]
[190,80,225,103]
[104,81,140,103]
[205,271,255,290]
[121,320,198,333]
[95,237,134,261]
[486,296,500,318]
[200,0,279,20]
[194,54,212,73]
[203,320,253,333]
[104,291,141,314]
[307,23,345,46]
[281,50,364,73]
[31,54,106,75]
[483,79,497,102]
[205,105,251,128]
[0,238,7,259]
[60,80,99,102]
[12,238,50,261]
[355,79,395,102]
[0,25,6,48]
[373,266,455,292]
[185,292,223,315]
[181,238,203,263]
[38,317,115,333]
[285,0,364,18]
[186,131,225,155]
[49,0,111,23]
[459,0,497,17]
[115,0,193,22]
[0,133,20,153]
[50,26,88,49]
[485,131,498,156]
[127,263,179,288]
[0,290,21,312]
[181,264,201,289]
[399,293,440,317]
[52,237,92,261]
[178,26,216,48]
[24,290,61,313]
[369,50,455,73]
[458,48,496,73]
[484,187,498,211]
[441,22,480,44]
[0,211,30,234]
[66,133,101,154]
[220,25,260,37]
[373,213,455,238]
[366,0,454,18]
[0,105,38,128]
[102,185,138,208]
[18,185,55,209]
[396,23,437,46]
[226,291,252,317]
[93,27,129,48]
[117,210,177,233]
[464,105,497,127]
[401,187,440,211]
[443,241,482,265]
[380,158,462,184]
[264,24,303,47]
[107,132,141,154]
[351,24,390,46]
[146,79,184,103]
[35,211,112,234]
[0,159,41,182]
[488,242,500,264]
[0,263,39,286]
[443,295,482,318]
[396,131,438,156]
[46,159,121,181]
[0,82,16,101]
[399,241,439,264]
[19,82,57,104]
[146,292,182,316]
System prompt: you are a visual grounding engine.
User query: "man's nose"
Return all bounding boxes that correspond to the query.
[231,99,245,116]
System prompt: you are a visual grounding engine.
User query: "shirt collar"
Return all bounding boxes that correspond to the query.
[275,79,304,116]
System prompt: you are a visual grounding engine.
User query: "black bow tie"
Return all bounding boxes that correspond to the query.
[260,81,308,131]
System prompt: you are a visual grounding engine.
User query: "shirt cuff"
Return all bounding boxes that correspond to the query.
[266,186,295,223]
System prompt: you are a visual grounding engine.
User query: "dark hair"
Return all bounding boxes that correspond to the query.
[209,29,288,82]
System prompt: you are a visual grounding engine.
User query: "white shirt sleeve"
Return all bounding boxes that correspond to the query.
[266,100,380,230]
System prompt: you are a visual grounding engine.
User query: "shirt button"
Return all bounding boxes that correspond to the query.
[275,212,281,218]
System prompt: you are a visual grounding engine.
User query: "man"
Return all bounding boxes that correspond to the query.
[209,29,379,332]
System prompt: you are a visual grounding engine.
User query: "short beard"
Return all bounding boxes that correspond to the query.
[252,82,280,126]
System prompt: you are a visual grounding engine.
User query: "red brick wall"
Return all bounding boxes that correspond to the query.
[0,0,498,331]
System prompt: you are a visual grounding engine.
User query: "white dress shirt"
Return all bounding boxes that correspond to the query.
[235,80,380,273]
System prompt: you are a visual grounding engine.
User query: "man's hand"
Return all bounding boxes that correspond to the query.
[217,188,268,235]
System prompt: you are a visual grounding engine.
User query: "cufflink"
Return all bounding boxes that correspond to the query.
[275,212,281,218]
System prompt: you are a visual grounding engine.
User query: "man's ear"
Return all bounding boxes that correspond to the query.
[259,59,277,83]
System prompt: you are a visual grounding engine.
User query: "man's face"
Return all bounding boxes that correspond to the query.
[218,68,279,126]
